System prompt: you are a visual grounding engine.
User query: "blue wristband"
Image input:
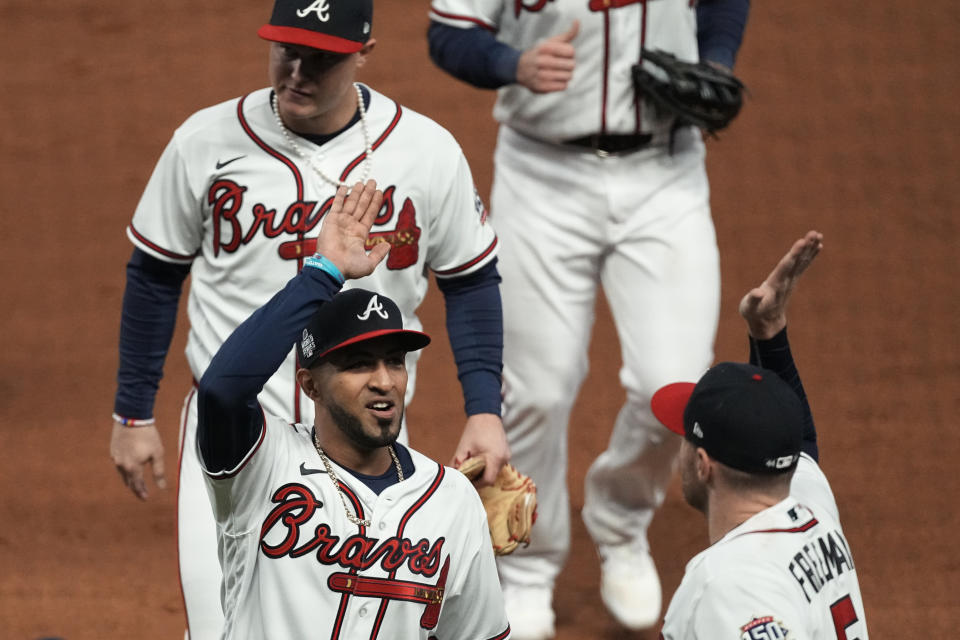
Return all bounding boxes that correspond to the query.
[303,254,345,285]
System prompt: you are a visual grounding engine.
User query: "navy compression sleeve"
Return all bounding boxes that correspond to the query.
[749,327,819,461]
[114,248,191,419]
[197,268,342,473]
[436,260,504,416]
[696,0,750,70]
[428,21,521,89]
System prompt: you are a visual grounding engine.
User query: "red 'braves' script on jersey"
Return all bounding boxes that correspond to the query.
[260,482,444,577]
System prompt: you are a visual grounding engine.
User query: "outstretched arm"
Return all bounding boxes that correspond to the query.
[739,230,822,460]
[197,183,390,473]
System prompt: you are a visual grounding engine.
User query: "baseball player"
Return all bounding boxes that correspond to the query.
[197,180,511,640]
[426,0,750,636]
[109,1,508,637]
[652,231,870,639]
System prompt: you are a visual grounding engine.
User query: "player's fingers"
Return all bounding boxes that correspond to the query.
[128,467,149,501]
[367,240,391,265]
[538,55,576,72]
[538,41,576,62]
[552,19,579,43]
[534,79,571,94]
[331,184,349,214]
[355,182,383,227]
[152,452,168,490]
[342,181,365,215]
[352,179,378,220]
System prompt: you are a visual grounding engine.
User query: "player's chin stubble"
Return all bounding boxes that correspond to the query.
[328,401,403,451]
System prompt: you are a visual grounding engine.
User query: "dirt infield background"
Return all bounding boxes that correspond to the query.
[2,1,958,637]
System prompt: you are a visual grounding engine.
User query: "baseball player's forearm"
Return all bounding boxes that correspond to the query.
[114,248,191,419]
[197,268,342,472]
[428,21,521,90]
[436,260,504,416]
[696,0,750,70]
[748,328,819,461]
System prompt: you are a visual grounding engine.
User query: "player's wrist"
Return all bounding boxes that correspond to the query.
[304,254,345,285]
[112,412,156,428]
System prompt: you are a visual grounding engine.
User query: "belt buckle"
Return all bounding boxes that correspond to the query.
[590,135,610,158]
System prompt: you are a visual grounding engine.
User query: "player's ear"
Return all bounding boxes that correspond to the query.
[296,367,322,401]
[357,38,376,66]
[695,448,712,484]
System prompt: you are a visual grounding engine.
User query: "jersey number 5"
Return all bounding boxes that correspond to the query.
[830,595,861,640]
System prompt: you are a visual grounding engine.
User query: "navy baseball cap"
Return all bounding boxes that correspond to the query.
[297,289,430,369]
[651,362,804,474]
[258,0,373,54]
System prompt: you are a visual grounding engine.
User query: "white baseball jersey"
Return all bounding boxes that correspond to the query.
[201,412,511,640]
[429,0,720,607]
[661,455,869,640]
[128,84,497,423]
[429,0,699,142]
[127,84,497,639]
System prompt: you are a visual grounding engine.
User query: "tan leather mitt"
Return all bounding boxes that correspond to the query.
[458,456,538,556]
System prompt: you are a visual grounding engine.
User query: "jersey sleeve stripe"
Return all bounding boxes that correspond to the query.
[487,625,512,640]
[433,237,499,277]
[735,517,819,538]
[127,223,198,262]
[429,8,497,32]
[339,98,403,182]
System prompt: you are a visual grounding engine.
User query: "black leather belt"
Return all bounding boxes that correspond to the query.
[563,133,653,155]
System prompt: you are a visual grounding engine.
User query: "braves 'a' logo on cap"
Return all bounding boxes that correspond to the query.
[301,328,317,358]
[297,0,331,22]
[357,295,389,321]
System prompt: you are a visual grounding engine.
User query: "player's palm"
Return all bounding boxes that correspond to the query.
[316,181,390,279]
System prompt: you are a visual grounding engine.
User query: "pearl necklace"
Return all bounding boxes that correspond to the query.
[272,83,373,188]
[313,428,403,528]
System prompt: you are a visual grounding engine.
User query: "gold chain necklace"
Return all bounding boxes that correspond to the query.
[312,429,403,527]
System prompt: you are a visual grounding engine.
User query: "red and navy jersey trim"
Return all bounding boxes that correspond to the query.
[488,626,511,640]
[430,8,497,32]
[434,237,499,277]
[204,406,269,480]
[735,517,819,540]
[237,93,306,200]
[128,223,198,262]
[339,97,404,182]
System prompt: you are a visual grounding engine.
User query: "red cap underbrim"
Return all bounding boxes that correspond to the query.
[650,382,696,436]
[258,24,364,54]
[313,328,431,362]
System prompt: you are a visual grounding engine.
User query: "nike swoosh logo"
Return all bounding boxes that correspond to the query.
[215,155,246,170]
[300,462,327,476]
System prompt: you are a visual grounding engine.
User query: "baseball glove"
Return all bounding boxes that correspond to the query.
[632,48,745,134]
[458,456,537,556]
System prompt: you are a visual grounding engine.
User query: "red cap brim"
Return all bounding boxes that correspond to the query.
[257,24,364,53]
[650,382,696,436]
[313,328,431,362]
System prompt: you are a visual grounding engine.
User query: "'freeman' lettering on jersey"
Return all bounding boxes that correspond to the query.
[260,483,446,577]
[208,180,422,269]
[787,529,855,602]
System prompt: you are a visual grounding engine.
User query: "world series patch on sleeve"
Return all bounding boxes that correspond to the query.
[458,457,537,556]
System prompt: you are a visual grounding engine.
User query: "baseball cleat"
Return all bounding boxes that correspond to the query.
[502,583,556,640]
[598,543,662,630]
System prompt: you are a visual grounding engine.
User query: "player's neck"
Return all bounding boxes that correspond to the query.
[706,490,785,544]
[314,425,394,476]
[282,89,360,137]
